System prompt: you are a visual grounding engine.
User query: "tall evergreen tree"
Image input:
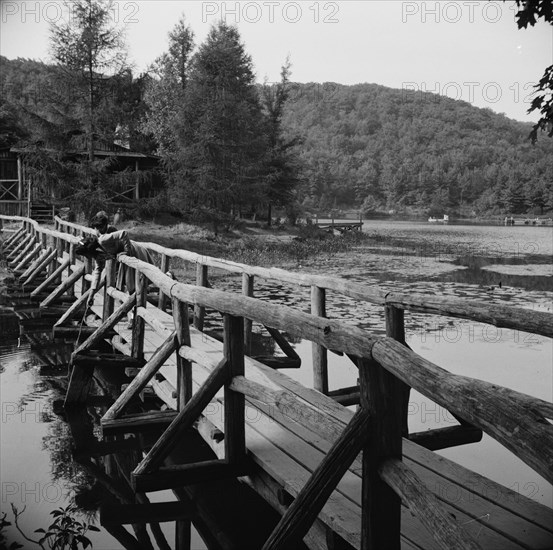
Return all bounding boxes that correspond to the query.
[49,0,128,160]
[173,22,267,214]
[142,16,194,156]
[261,58,303,225]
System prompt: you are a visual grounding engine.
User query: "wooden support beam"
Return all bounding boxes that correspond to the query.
[158,254,170,311]
[12,243,40,272]
[66,243,77,297]
[102,259,117,319]
[53,326,115,339]
[133,359,229,475]
[72,292,136,356]
[175,520,191,550]
[52,287,93,327]
[132,272,147,360]
[379,459,483,550]
[7,233,33,261]
[224,314,246,466]
[31,257,71,297]
[40,264,85,308]
[133,460,250,493]
[64,359,96,405]
[102,410,179,435]
[100,501,195,526]
[3,226,25,249]
[385,305,411,437]
[408,425,483,451]
[72,352,144,369]
[359,356,403,550]
[261,409,371,550]
[23,248,57,286]
[102,332,177,421]
[264,326,301,364]
[332,392,360,407]
[194,263,208,330]
[311,285,328,394]
[242,273,254,354]
[173,297,192,410]
[72,437,141,460]
[252,356,301,370]
[20,247,51,280]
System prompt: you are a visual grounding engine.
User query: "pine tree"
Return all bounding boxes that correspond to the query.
[49,0,128,161]
[142,16,194,156]
[173,22,267,215]
[261,58,303,225]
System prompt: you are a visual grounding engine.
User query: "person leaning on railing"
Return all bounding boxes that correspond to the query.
[90,210,117,236]
[90,229,153,301]
[78,212,154,326]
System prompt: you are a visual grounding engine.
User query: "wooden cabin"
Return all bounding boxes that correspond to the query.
[0,144,161,222]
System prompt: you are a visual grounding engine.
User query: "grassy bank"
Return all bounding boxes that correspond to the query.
[126,219,372,270]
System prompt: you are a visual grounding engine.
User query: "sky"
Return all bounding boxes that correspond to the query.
[0,0,552,123]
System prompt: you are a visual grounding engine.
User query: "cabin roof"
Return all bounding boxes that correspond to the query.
[8,146,159,160]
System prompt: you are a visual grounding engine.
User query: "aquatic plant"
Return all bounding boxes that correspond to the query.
[8,505,99,550]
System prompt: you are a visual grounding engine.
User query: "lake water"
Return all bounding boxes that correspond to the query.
[1,221,552,548]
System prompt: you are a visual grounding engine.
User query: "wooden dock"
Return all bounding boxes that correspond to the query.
[313,215,364,233]
[1,214,552,550]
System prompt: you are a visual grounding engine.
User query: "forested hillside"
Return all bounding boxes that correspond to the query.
[282,83,552,216]
[1,55,551,218]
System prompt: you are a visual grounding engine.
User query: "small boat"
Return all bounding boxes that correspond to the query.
[428,214,449,224]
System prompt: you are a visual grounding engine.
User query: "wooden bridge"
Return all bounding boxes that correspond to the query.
[1,214,552,550]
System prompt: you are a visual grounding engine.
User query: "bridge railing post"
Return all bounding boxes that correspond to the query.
[311,285,328,394]
[158,253,170,311]
[384,305,410,436]
[173,297,192,410]
[194,263,208,330]
[131,271,147,361]
[359,355,403,550]
[67,243,76,297]
[224,314,246,467]
[102,259,117,320]
[242,273,254,355]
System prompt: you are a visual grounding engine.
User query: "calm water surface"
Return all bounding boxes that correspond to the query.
[1,221,552,548]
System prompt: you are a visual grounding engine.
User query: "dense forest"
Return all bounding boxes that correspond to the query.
[282,83,552,217]
[1,9,551,220]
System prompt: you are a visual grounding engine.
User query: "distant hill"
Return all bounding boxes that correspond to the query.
[2,56,551,217]
[281,82,552,217]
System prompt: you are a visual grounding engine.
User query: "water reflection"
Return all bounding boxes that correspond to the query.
[0,286,290,549]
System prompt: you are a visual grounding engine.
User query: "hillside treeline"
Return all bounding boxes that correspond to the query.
[283,83,552,216]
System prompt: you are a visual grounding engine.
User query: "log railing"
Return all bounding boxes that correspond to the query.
[2,215,552,550]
